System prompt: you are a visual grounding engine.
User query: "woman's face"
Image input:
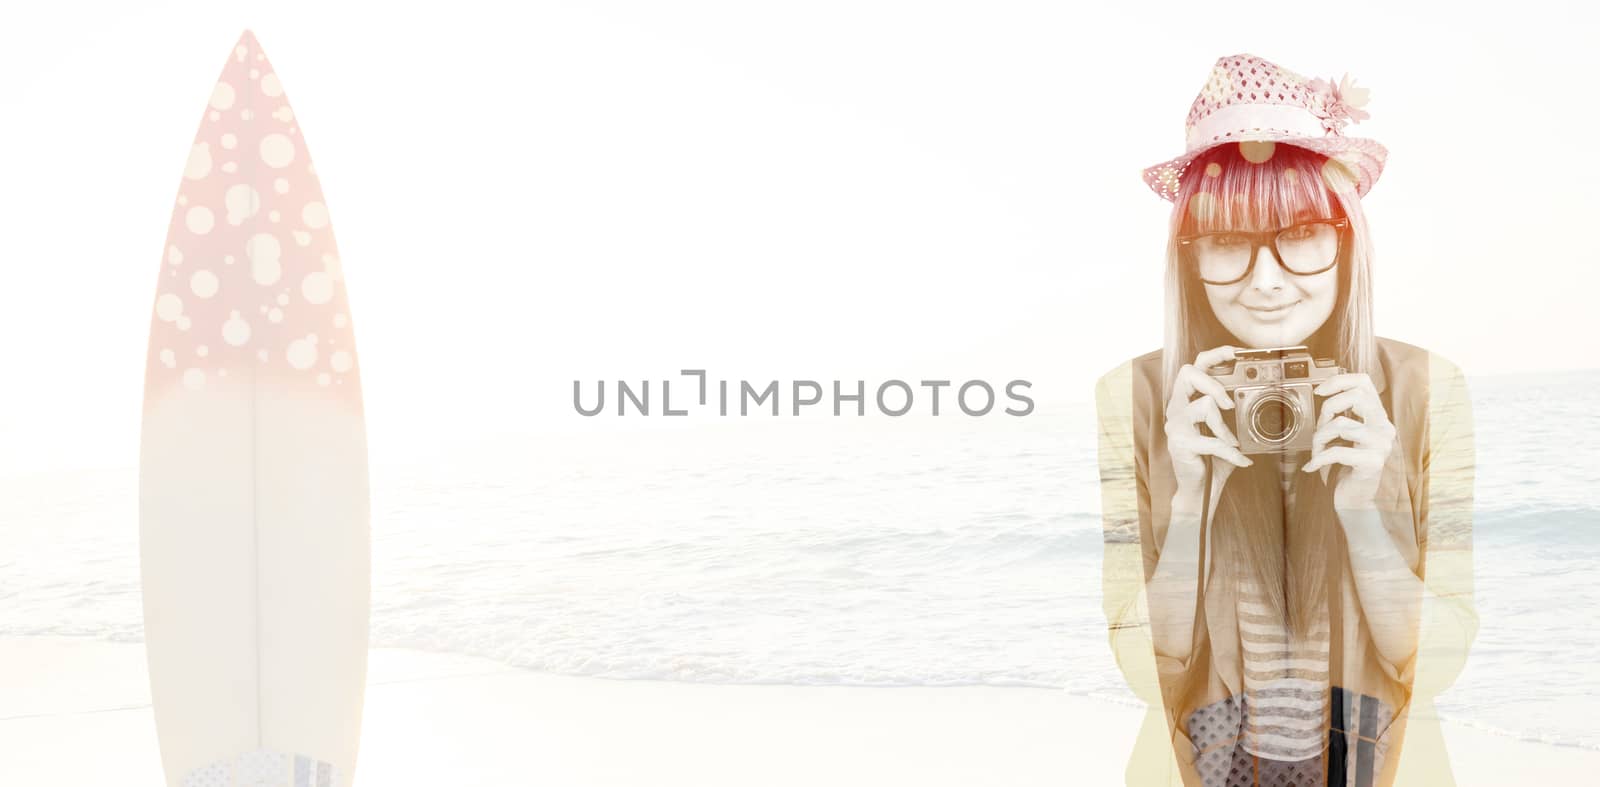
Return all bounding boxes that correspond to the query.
[1203,237,1339,348]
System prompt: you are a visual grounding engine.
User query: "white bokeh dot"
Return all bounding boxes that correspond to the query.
[160,348,176,368]
[156,293,183,322]
[301,201,329,229]
[222,311,252,346]
[183,368,206,390]
[184,143,212,180]
[246,233,282,285]
[260,72,283,97]
[301,271,334,305]
[269,307,283,323]
[286,336,318,370]
[190,270,219,298]
[221,161,237,174]
[167,245,183,266]
[292,230,311,246]
[209,82,235,110]
[224,184,260,226]
[259,133,295,168]
[1321,159,1355,191]
[221,133,238,150]
[186,206,215,234]
[197,345,209,357]
[317,373,331,386]
[273,178,289,194]
[1239,140,1276,164]
[330,350,353,373]
[176,315,192,331]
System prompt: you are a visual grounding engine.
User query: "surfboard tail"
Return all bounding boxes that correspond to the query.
[181,750,342,787]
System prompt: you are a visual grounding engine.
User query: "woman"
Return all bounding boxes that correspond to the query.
[1095,54,1478,787]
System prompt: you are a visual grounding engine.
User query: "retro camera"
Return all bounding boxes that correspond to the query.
[1204,346,1343,455]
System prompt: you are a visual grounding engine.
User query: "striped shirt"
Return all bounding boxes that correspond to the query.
[1238,451,1330,762]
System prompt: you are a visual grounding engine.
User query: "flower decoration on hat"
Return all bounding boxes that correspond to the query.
[1305,73,1372,136]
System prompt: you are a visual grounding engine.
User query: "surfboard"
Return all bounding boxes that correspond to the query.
[139,30,369,787]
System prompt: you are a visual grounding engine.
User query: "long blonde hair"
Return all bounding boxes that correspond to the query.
[1158,142,1378,638]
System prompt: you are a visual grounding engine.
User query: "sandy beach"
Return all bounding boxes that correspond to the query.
[2,636,1594,786]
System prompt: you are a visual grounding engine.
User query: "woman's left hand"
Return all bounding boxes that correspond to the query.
[1302,372,1397,511]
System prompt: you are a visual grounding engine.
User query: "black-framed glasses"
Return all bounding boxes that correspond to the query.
[1177,217,1349,285]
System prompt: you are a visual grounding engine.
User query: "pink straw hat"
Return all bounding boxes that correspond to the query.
[1141,53,1388,201]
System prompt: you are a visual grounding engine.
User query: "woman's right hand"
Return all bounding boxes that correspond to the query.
[1165,345,1253,496]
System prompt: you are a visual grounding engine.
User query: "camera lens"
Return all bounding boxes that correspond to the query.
[1249,392,1300,443]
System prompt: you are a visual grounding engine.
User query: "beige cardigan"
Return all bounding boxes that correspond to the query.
[1095,336,1477,786]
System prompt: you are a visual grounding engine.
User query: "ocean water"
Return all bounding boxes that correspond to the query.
[2,369,1597,751]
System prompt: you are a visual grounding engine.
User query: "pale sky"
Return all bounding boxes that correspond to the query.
[2,1,1596,472]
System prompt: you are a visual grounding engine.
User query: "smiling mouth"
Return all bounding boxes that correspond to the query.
[1246,301,1299,314]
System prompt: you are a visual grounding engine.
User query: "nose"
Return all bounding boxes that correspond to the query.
[1247,239,1287,292]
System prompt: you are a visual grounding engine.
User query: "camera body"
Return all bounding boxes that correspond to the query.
[1204,345,1343,455]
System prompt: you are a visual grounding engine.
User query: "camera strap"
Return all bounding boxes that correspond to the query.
[1196,456,1213,602]
[1325,461,1349,785]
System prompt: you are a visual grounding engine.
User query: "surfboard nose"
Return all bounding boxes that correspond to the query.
[233,29,261,54]
[146,25,361,409]
[223,30,287,87]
